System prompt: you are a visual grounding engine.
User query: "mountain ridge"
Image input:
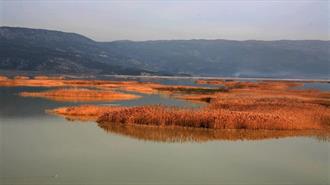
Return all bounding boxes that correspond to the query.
[1,26,329,78]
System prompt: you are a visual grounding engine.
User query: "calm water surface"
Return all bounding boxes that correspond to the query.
[0,81,329,185]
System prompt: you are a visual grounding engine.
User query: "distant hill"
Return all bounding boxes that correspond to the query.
[0,26,155,75]
[1,26,329,78]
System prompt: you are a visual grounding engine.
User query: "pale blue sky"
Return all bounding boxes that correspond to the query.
[1,0,329,41]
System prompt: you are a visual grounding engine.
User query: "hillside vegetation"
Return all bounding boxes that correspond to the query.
[1,27,329,78]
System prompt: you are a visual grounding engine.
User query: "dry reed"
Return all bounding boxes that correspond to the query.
[96,105,329,130]
[20,88,140,102]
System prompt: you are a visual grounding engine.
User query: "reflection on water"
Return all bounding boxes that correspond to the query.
[98,123,330,143]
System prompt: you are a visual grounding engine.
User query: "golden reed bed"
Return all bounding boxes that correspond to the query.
[20,88,140,102]
[49,78,330,131]
[1,75,330,132]
[51,103,329,130]
[0,75,225,95]
[0,75,161,94]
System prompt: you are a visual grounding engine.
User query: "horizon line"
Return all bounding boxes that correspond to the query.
[1,25,329,42]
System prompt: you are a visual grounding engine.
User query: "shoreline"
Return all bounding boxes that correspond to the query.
[106,74,330,82]
[0,70,329,82]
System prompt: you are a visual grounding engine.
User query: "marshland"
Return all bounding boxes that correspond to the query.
[2,1,329,184]
[1,74,329,184]
[1,74,330,131]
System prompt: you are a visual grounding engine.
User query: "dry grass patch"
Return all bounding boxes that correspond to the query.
[49,80,330,131]
[33,75,65,80]
[20,88,140,102]
[49,104,330,140]
[14,75,30,80]
[50,105,124,121]
[0,75,168,95]
[50,103,330,130]
[0,75,229,96]
[155,86,228,94]
[10,77,329,132]
[0,75,8,81]
[96,105,329,130]
[118,82,161,94]
[196,79,302,90]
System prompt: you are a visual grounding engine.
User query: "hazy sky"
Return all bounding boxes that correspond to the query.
[1,0,329,41]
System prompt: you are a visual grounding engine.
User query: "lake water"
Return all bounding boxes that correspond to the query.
[0,81,329,185]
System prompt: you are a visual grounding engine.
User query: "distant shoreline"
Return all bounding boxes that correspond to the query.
[107,75,330,83]
[0,70,329,82]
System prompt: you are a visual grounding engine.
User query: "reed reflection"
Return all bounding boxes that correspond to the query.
[97,122,330,143]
